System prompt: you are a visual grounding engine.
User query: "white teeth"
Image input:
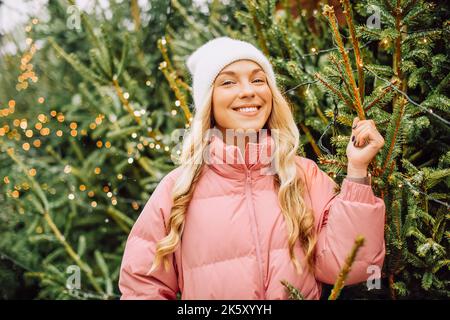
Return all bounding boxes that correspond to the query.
[236,107,259,113]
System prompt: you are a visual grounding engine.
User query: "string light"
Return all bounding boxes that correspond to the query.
[64,165,72,174]
[159,61,167,69]
[79,185,86,191]
[94,167,101,174]
[365,67,450,125]
[68,193,75,200]
[28,168,36,177]
[40,128,50,136]
[95,115,103,125]
[91,201,97,208]
[22,143,30,151]
[16,32,39,91]
[37,114,47,122]
[33,139,41,147]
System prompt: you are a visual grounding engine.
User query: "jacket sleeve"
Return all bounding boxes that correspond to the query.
[300,158,386,285]
[118,172,180,299]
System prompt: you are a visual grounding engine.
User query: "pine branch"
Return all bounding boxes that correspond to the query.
[157,37,193,124]
[322,5,365,120]
[314,73,354,111]
[380,97,406,177]
[299,122,322,158]
[364,81,397,112]
[2,144,103,294]
[340,0,365,103]
[281,279,304,300]
[130,0,141,31]
[328,235,365,300]
[329,54,353,101]
[246,0,270,56]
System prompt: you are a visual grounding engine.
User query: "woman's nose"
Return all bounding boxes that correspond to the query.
[238,81,256,98]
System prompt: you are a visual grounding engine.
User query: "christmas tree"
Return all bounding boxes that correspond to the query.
[144,0,450,299]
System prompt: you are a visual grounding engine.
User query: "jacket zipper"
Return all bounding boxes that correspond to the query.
[245,169,266,299]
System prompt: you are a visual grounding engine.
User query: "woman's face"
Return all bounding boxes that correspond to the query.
[212,60,272,136]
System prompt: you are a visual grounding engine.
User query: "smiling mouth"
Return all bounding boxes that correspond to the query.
[232,105,262,114]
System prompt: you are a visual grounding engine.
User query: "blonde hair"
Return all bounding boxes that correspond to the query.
[149,76,317,276]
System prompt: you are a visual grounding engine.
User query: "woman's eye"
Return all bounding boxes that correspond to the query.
[222,81,233,86]
[253,79,265,83]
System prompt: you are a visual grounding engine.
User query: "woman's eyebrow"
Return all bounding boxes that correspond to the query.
[217,68,264,77]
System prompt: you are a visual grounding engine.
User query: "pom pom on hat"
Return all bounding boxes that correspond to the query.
[186,37,276,113]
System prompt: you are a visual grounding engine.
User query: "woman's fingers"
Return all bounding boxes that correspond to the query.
[351,118,379,147]
[355,126,372,147]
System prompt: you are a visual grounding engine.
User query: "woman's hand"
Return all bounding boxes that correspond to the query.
[346,117,385,177]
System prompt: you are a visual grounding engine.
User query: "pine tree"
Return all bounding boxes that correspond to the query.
[161,0,449,299]
[0,0,193,299]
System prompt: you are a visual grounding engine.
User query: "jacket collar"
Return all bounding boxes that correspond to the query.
[205,129,276,178]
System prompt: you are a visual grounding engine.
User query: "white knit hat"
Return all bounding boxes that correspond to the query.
[186,36,276,113]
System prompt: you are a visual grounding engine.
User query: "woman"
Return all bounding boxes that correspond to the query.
[118,37,386,300]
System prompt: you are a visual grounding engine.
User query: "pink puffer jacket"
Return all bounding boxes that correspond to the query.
[118,132,386,299]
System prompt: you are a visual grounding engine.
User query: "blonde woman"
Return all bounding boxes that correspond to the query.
[118,37,386,300]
